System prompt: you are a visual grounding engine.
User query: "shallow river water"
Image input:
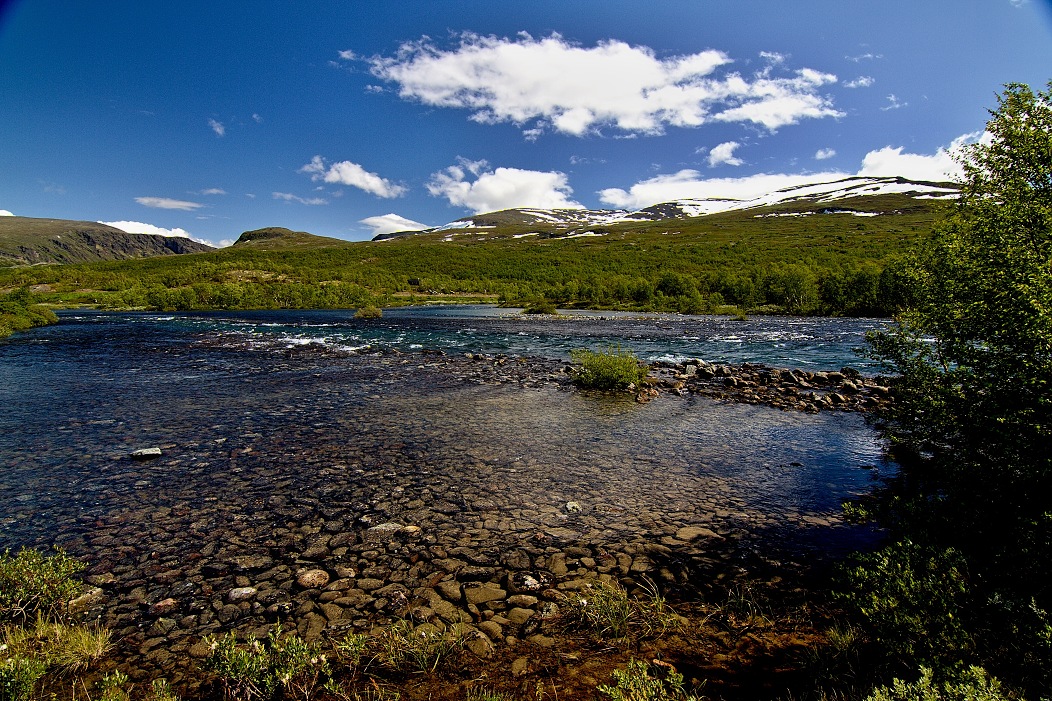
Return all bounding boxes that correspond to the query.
[0,307,899,685]
[1,308,890,556]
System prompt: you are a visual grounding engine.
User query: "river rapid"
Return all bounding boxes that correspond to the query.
[0,307,894,687]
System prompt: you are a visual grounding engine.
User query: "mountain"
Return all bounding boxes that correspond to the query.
[231,227,354,249]
[374,176,958,241]
[0,216,214,267]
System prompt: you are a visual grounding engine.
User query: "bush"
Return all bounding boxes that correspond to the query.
[354,305,383,319]
[522,299,557,315]
[0,656,47,701]
[865,666,1017,701]
[570,346,649,391]
[0,548,85,625]
[203,626,330,701]
[598,659,703,701]
[838,540,972,673]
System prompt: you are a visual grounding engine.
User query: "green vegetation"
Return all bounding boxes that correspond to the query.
[863,667,1016,701]
[0,194,940,317]
[570,346,650,390]
[0,548,85,625]
[568,579,680,645]
[0,289,57,338]
[845,82,1052,697]
[598,659,704,701]
[353,305,383,319]
[203,626,331,701]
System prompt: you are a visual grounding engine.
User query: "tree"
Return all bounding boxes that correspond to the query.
[861,82,1052,692]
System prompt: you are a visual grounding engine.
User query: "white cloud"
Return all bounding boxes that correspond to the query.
[815,148,837,160]
[338,49,357,60]
[299,156,407,198]
[759,51,786,64]
[0,209,13,216]
[252,113,263,123]
[369,33,842,136]
[428,158,583,213]
[100,220,215,247]
[599,133,977,208]
[845,76,874,88]
[135,196,203,211]
[272,192,328,206]
[847,53,883,62]
[360,213,431,237]
[707,141,744,167]
[200,188,227,195]
[208,118,225,136]
[881,94,907,111]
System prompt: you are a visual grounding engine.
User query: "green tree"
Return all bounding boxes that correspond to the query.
[861,82,1052,693]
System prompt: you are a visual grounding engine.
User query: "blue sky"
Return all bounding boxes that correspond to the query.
[1,0,1050,246]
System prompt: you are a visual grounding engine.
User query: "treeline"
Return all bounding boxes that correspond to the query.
[0,203,931,316]
[0,287,58,337]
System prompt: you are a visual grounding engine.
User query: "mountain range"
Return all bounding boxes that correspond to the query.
[373,175,958,241]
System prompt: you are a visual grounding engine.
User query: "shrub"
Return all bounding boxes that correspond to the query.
[0,548,85,625]
[354,305,383,319]
[570,346,649,391]
[598,659,703,701]
[838,540,972,673]
[0,655,47,701]
[522,299,558,315]
[203,626,330,701]
[864,666,1017,701]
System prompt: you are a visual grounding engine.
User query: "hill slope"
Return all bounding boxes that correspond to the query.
[0,216,214,267]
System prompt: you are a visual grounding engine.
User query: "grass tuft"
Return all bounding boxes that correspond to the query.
[570,346,649,391]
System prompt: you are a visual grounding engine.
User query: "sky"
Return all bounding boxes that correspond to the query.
[1,1,1051,247]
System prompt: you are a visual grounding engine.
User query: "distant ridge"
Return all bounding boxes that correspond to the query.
[373,175,958,241]
[0,216,214,267]
[232,227,353,249]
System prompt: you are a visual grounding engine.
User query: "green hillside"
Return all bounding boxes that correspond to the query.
[0,193,945,316]
[0,216,214,267]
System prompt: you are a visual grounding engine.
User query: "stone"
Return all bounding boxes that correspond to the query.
[478,620,503,640]
[464,630,496,659]
[130,447,162,460]
[506,607,534,625]
[506,594,538,607]
[365,522,404,540]
[565,501,582,513]
[511,657,530,676]
[296,569,330,589]
[149,598,179,616]
[463,583,506,606]
[675,526,721,541]
[226,587,258,603]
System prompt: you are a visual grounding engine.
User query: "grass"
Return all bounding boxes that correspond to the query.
[570,346,650,391]
[369,619,468,675]
[354,305,383,319]
[568,578,681,645]
[598,659,705,701]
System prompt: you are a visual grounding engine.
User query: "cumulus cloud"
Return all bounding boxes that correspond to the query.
[368,33,842,136]
[135,196,203,211]
[100,220,215,247]
[0,209,14,216]
[815,148,837,160]
[208,118,225,136]
[707,141,744,167]
[360,213,431,237]
[599,133,977,208]
[299,156,407,198]
[273,192,328,206]
[428,158,583,213]
[845,76,874,88]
